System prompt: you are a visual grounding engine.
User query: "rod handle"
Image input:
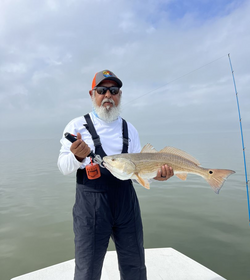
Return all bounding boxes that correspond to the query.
[64,132,95,159]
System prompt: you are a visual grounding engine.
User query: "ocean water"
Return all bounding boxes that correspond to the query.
[1,131,250,280]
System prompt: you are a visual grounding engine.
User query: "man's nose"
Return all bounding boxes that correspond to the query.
[105,90,112,98]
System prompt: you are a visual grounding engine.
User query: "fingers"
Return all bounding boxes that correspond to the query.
[76,132,82,140]
[161,164,174,179]
[70,134,90,161]
[154,164,174,181]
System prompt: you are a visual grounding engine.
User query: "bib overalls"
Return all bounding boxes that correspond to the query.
[73,114,147,280]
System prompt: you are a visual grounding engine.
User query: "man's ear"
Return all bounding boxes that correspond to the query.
[89,90,93,97]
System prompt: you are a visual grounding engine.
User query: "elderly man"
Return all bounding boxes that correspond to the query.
[58,70,173,280]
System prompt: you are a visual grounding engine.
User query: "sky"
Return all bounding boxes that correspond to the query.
[0,0,249,143]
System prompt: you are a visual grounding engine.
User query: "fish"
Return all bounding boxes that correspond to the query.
[103,144,235,194]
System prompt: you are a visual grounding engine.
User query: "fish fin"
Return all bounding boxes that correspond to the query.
[204,169,235,194]
[175,173,188,181]
[141,143,157,153]
[135,179,141,185]
[135,173,150,189]
[159,147,200,166]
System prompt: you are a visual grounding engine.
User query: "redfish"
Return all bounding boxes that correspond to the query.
[103,144,235,193]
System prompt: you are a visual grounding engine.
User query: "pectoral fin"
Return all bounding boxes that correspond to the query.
[135,173,150,189]
[175,173,188,181]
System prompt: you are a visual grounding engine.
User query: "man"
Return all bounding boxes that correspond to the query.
[58,70,173,280]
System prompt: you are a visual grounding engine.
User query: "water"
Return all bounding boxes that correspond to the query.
[1,131,250,280]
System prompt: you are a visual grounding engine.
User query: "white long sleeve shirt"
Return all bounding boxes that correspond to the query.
[57,112,141,175]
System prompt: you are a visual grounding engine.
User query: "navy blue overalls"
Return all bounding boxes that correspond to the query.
[73,114,147,280]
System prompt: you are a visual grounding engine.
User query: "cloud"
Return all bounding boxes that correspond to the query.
[0,0,249,140]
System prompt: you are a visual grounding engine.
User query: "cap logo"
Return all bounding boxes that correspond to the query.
[103,70,113,77]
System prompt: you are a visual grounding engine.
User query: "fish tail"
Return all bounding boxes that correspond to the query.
[204,169,235,194]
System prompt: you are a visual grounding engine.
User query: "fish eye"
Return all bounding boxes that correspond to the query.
[111,159,115,161]
[209,170,213,174]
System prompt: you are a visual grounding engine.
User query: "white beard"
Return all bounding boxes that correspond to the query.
[92,93,121,123]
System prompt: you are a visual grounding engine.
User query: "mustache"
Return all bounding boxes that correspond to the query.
[101,98,115,106]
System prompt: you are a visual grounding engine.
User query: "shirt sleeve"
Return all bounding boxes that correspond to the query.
[57,119,89,175]
[127,122,141,154]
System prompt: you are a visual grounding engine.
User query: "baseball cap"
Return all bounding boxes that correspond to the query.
[91,70,123,89]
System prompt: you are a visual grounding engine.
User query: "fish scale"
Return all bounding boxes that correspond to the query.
[130,153,199,174]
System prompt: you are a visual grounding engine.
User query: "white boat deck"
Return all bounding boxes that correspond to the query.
[11,247,226,280]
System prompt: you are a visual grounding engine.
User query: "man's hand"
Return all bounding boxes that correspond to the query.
[70,133,91,162]
[154,164,174,181]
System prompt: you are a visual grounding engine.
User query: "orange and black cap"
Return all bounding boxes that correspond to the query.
[91,70,122,89]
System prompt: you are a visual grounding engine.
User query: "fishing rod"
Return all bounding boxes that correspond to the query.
[228,53,250,223]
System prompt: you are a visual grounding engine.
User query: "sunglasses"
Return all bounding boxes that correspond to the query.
[94,86,120,95]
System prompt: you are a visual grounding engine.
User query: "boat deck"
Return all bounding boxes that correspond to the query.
[11,247,226,280]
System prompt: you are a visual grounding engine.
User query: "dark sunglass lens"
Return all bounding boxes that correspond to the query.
[110,87,119,95]
[96,87,107,95]
[96,86,119,95]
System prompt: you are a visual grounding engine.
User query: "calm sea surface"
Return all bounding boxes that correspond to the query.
[1,131,250,280]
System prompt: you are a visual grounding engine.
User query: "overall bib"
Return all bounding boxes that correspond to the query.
[73,114,147,280]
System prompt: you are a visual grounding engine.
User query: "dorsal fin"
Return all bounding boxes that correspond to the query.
[141,144,158,153]
[159,147,200,166]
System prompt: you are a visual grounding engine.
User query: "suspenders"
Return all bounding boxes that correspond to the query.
[84,114,102,149]
[76,114,130,183]
[83,114,129,156]
[121,117,129,153]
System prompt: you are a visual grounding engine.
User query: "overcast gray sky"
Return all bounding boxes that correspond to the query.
[0,0,249,142]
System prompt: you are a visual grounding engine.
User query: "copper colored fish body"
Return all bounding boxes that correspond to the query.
[103,144,235,194]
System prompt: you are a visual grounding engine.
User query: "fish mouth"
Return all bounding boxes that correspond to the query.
[103,161,118,175]
[102,161,110,170]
